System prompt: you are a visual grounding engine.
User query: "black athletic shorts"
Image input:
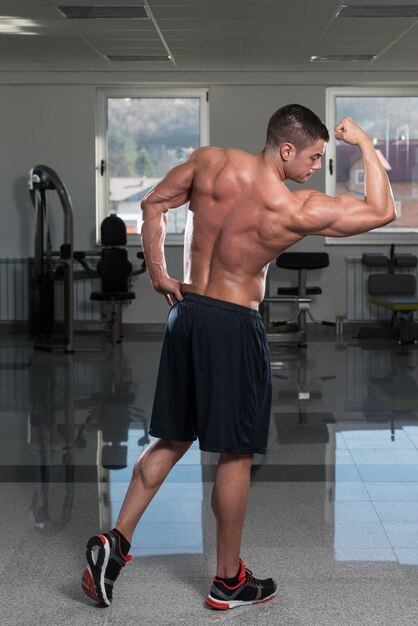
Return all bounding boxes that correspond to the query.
[149,293,272,455]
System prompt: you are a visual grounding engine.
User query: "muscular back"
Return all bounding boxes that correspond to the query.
[142,119,395,309]
[183,147,302,309]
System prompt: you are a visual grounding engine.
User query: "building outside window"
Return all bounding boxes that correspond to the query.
[354,169,365,186]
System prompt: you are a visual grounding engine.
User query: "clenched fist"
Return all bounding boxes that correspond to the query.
[335,117,371,147]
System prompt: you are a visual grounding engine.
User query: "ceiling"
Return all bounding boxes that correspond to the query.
[1,0,418,73]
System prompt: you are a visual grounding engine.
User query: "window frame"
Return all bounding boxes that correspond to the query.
[96,87,209,246]
[325,86,418,246]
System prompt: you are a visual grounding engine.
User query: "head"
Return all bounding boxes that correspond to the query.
[265,104,329,182]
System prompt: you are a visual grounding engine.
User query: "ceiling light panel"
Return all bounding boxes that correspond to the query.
[57,6,148,19]
[0,21,42,35]
[71,23,156,34]
[310,54,376,62]
[337,5,418,18]
[106,54,171,62]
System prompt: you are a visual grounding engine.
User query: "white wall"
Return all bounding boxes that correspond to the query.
[1,72,417,324]
[0,85,96,255]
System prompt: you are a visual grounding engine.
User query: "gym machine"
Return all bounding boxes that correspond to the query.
[28,165,146,352]
[29,165,76,352]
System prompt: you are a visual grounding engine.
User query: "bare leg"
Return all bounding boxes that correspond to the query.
[211,452,254,578]
[115,438,193,543]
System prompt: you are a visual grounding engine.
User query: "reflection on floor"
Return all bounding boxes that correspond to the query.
[1,333,418,625]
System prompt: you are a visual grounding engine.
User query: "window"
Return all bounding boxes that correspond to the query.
[326,88,418,244]
[354,169,364,186]
[96,89,209,244]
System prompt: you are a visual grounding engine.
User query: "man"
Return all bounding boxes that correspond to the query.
[82,104,396,610]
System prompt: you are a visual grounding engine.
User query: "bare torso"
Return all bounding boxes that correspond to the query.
[142,120,395,309]
[182,147,303,309]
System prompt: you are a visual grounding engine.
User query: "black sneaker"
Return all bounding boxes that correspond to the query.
[82,531,132,606]
[206,559,277,610]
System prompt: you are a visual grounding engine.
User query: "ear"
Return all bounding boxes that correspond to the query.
[280,142,295,161]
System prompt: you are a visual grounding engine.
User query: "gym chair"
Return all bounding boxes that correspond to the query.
[91,215,143,345]
[361,251,418,345]
[264,252,334,346]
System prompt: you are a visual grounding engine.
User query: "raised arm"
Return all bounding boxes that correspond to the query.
[141,152,197,305]
[291,118,396,237]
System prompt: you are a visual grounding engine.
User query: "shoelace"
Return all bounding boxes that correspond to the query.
[245,567,262,588]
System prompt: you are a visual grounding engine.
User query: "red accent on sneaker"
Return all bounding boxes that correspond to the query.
[82,568,99,602]
[125,554,133,562]
[253,595,275,606]
[213,577,242,590]
[213,559,246,590]
[237,559,246,583]
[97,534,107,545]
[205,596,229,610]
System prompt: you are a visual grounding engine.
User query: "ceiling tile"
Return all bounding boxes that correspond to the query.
[0,0,416,73]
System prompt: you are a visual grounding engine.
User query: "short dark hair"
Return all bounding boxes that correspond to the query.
[266,104,329,151]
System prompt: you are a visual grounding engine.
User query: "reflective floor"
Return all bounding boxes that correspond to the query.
[1,332,418,625]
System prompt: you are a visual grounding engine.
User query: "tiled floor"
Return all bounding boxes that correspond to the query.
[1,333,418,625]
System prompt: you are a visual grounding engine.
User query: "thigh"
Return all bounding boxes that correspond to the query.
[149,302,197,442]
[193,311,271,454]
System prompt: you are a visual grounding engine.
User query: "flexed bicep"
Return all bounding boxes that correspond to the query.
[292,190,394,238]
